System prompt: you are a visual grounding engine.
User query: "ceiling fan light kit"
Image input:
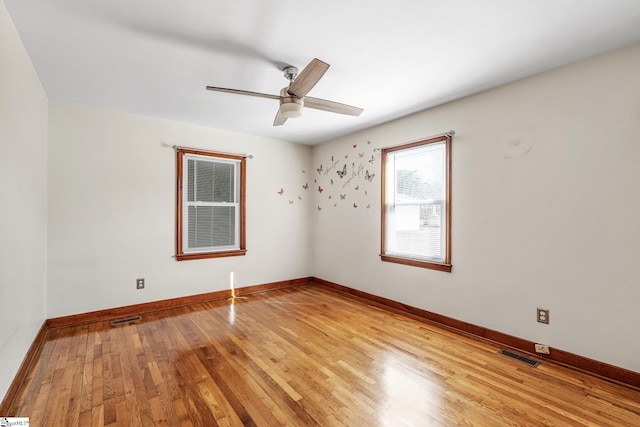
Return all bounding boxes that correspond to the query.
[279,87,304,118]
[206,58,363,127]
[279,100,303,118]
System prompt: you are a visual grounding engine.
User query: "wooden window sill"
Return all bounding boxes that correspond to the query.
[380,254,452,272]
[176,249,247,261]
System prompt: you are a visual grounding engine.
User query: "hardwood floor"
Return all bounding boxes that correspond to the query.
[7,285,640,426]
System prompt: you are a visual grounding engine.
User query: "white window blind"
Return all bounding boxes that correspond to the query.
[385,141,447,262]
[183,154,240,253]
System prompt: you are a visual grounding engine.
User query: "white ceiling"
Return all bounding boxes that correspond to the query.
[6,0,640,145]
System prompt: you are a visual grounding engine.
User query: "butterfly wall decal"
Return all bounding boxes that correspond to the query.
[289,200,294,204]
[302,183,309,190]
[369,155,375,164]
[337,164,347,178]
[353,144,358,148]
[365,170,375,182]
[340,194,346,200]
[277,188,284,195]
[353,203,358,208]
[317,164,324,174]
[318,186,324,193]
[317,206,322,211]
[359,152,364,157]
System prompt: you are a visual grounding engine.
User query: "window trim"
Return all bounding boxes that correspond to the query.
[380,134,452,272]
[175,147,246,261]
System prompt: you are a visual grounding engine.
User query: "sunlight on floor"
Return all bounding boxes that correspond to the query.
[378,354,443,425]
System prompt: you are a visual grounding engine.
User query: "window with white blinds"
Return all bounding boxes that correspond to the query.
[381,135,452,272]
[176,148,246,261]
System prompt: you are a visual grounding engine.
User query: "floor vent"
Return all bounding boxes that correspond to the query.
[110,315,142,326]
[498,349,540,367]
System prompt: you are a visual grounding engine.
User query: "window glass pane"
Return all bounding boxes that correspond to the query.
[394,143,444,203]
[212,162,234,202]
[210,205,236,246]
[187,159,236,203]
[187,159,195,202]
[187,206,236,249]
[194,160,214,202]
[392,203,443,260]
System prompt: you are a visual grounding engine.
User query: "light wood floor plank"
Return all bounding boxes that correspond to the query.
[6,285,640,426]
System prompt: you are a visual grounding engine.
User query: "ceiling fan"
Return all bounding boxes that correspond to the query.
[206,58,363,126]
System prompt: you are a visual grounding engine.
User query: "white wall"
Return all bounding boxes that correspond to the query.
[312,43,640,373]
[0,0,48,401]
[47,102,312,317]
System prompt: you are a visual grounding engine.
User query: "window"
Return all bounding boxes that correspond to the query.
[381,134,451,272]
[176,148,246,261]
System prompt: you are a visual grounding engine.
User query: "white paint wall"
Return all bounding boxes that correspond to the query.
[0,0,48,401]
[47,102,312,318]
[312,43,640,373]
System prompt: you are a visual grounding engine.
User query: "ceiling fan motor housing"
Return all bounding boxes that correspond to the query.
[283,66,299,82]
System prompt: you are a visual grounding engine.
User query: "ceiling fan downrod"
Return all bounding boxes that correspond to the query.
[283,66,299,83]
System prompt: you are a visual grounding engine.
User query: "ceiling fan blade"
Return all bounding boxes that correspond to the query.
[304,97,363,116]
[287,58,329,98]
[273,108,287,127]
[206,86,280,101]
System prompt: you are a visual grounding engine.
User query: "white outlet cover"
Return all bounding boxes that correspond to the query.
[534,344,550,354]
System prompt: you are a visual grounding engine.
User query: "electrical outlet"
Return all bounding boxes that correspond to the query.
[536,308,549,324]
[535,343,551,354]
[136,278,145,289]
